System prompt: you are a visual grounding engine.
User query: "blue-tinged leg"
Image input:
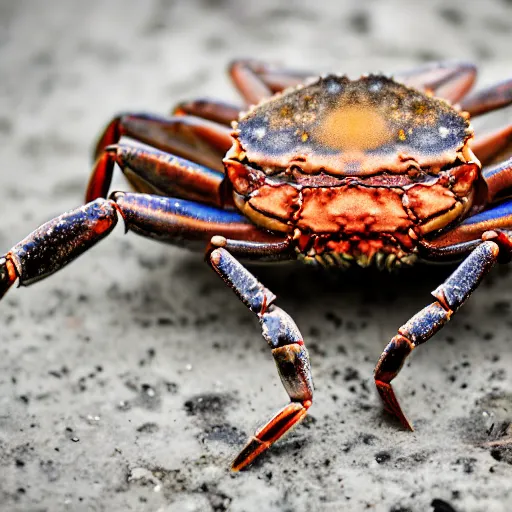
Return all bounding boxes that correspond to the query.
[207,243,313,470]
[0,199,119,299]
[111,193,291,256]
[374,241,499,430]
[0,194,291,300]
[421,194,512,259]
[86,143,228,207]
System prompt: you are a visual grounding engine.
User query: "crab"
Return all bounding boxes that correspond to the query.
[1,59,512,471]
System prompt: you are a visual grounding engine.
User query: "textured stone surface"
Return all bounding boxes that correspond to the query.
[1,1,512,511]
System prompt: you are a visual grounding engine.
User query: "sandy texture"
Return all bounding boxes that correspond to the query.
[1,1,512,511]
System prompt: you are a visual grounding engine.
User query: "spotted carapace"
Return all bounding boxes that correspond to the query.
[1,60,512,471]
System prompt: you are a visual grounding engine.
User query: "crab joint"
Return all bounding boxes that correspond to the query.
[232,401,311,471]
[374,335,414,383]
[260,305,303,348]
[0,256,18,300]
[272,343,313,402]
[374,335,415,430]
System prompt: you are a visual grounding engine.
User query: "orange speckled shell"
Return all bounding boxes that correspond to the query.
[224,75,481,262]
[236,75,472,177]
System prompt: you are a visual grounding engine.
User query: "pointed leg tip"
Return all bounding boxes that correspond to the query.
[231,437,266,472]
[230,458,248,472]
[376,380,414,431]
[388,405,414,432]
[399,414,414,432]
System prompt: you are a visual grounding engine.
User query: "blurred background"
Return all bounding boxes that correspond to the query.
[0,1,511,511]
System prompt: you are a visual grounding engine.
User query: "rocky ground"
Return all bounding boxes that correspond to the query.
[0,1,512,511]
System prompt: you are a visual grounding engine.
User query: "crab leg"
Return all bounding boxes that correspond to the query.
[171,59,483,127]
[229,59,479,105]
[172,60,315,124]
[481,157,512,203]
[374,241,499,430]
[207,241,313,470]
[229,59,275,106]
[207,235,293,262]
[0,194,286,300]
[395,61,476,104]
[420,196,512,256]
[471,124,512,166]
[0,200,120,299]
[230,59,313,97]
[172,60,318,124]
[93,113,232,173]
[111,193,287,249]
[460,77,512,117]
[172,98,241,126]
[87,143,228,206]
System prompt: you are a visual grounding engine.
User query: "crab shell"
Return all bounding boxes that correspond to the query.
[223,75,482,267]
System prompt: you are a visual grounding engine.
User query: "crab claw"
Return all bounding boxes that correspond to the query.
[232,401,311,471]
